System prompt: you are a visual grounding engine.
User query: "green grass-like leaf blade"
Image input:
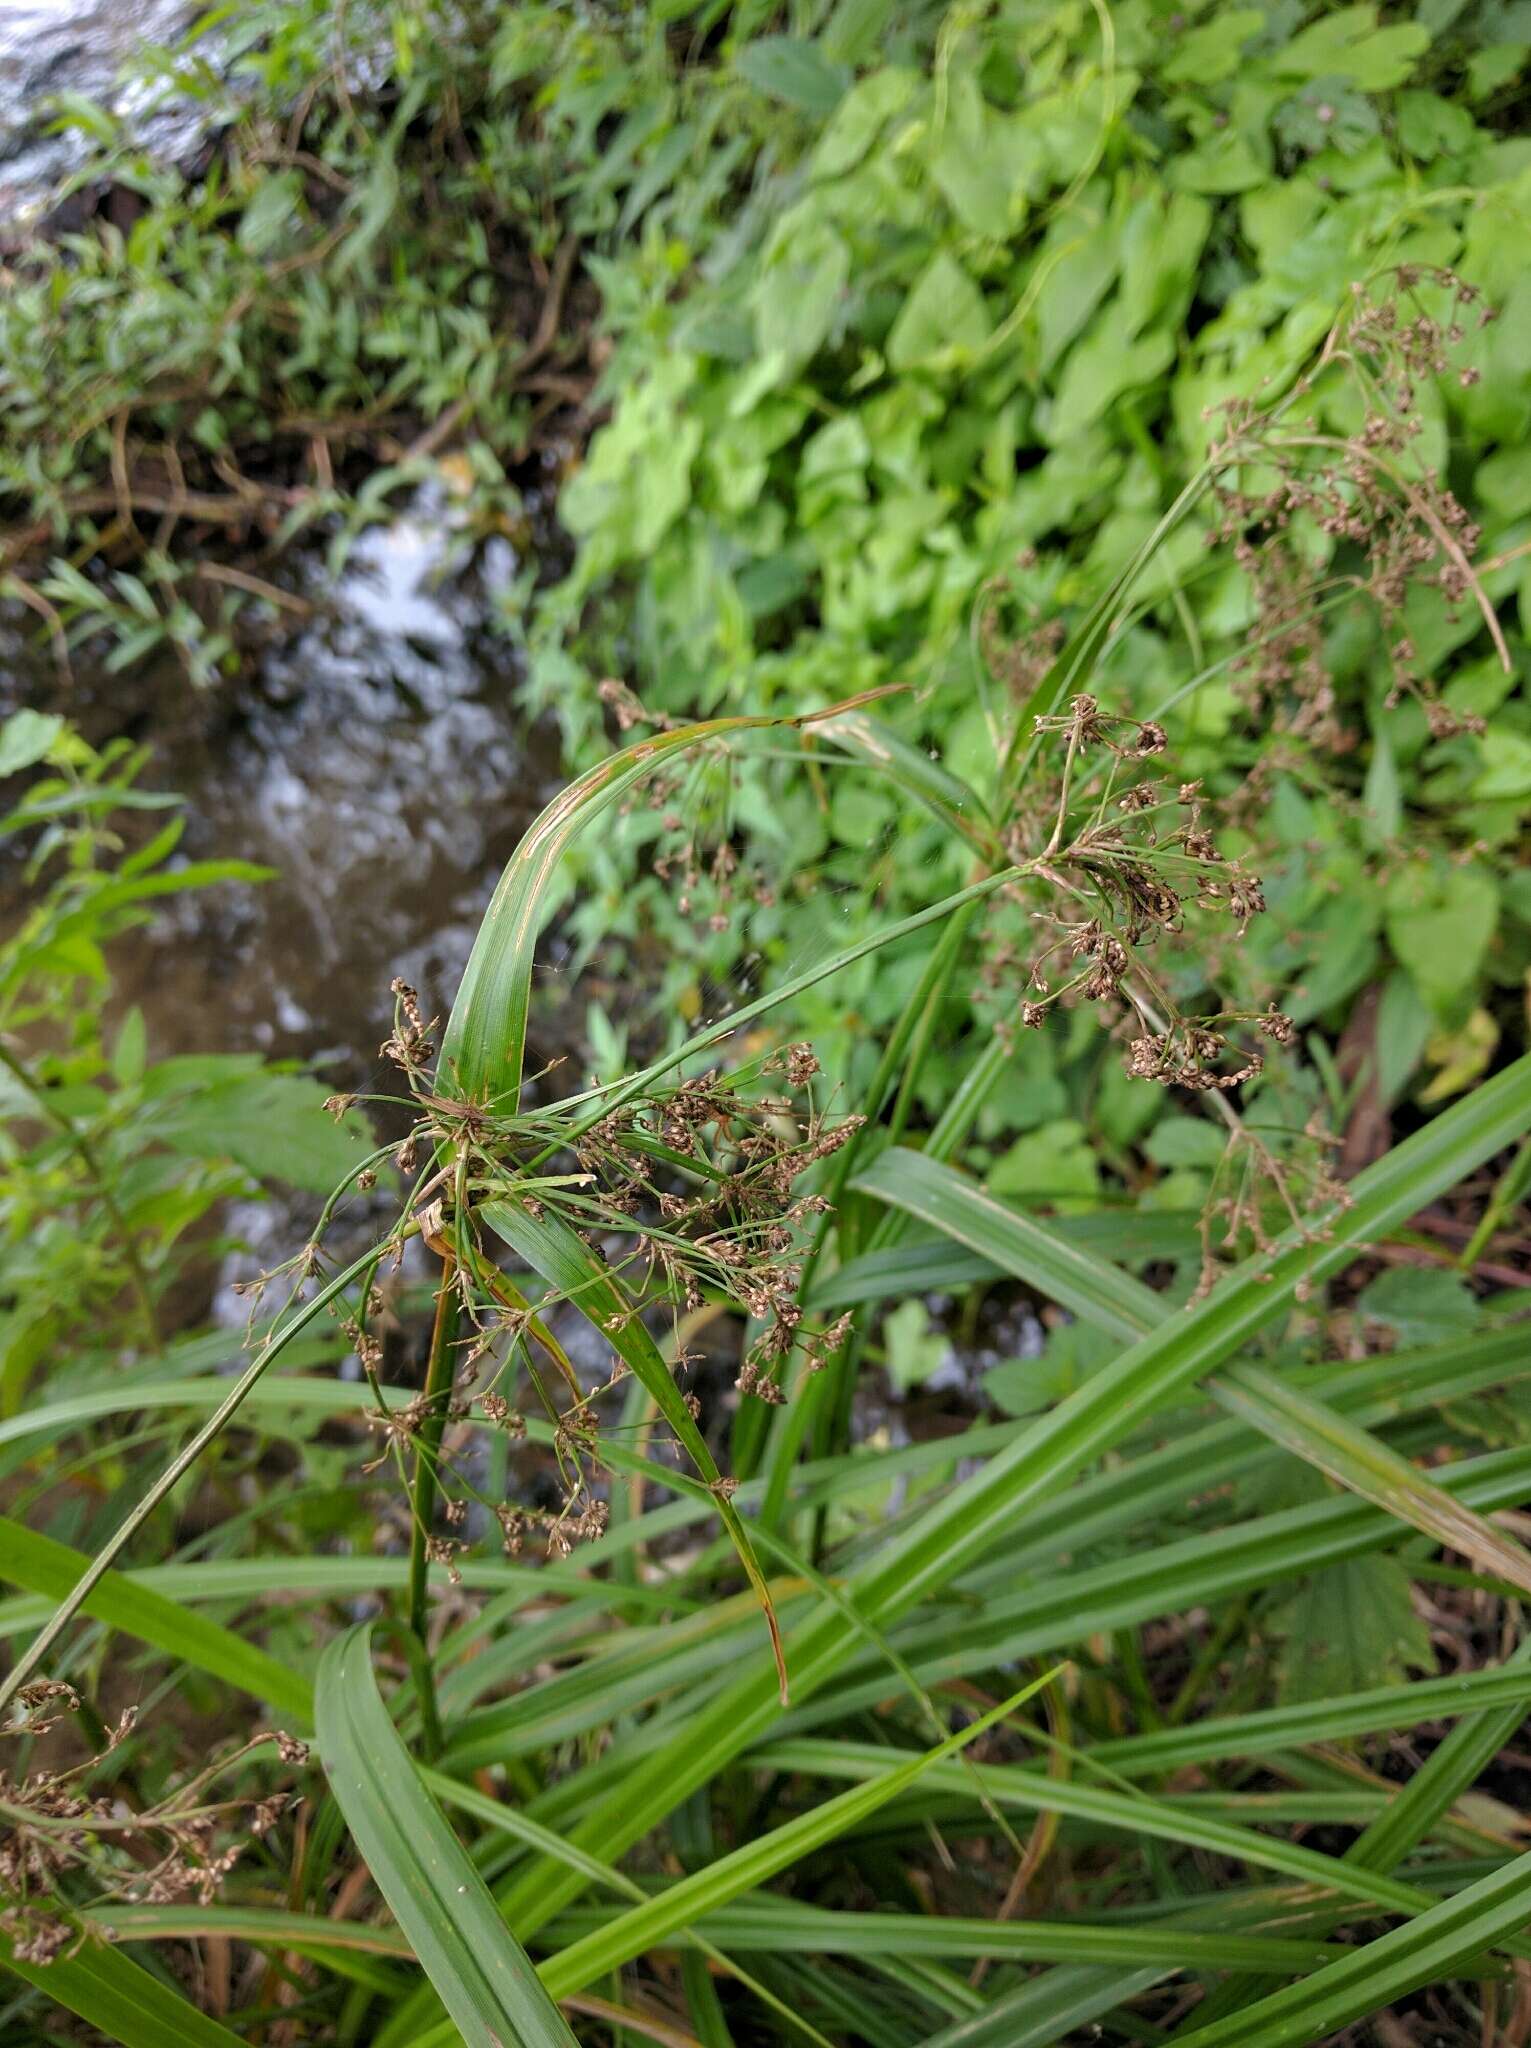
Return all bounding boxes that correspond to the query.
[1,1922,246,2048]
[1170,1848,1531,2047]
[852,1144,1531,1590]
[315,1622,579,2048]
[0,1515,311,1722]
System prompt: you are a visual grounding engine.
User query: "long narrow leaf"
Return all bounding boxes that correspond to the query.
[0,1516,311,1722]
[541,1902,1337,1974]
[1346,1634,1531,1873]
[441,695,893,1110]
[538,1673,1058,2000]
[810,708,999,859]
[315,1623,579,2048]
[1169,1848,1531,2047]
[1089,1661,1531,1777]
[851,1144,1531,1590]
[754,1738,1447,1919]
[0,1925,246,2048]
[474,1053,1531,1958]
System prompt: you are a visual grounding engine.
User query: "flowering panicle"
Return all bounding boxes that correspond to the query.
[980,697,1277,1096]
[1205,265,1500,742]
[0,1705,307,1967]
[313,988,858,1583]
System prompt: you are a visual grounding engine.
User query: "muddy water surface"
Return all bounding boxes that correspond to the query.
[7,516,564,1085]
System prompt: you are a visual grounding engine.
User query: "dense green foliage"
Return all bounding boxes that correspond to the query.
[526,0,1531,1107]
[1,3,1531,2045]
[6,0,1530,1106]
[0,713,369,1407]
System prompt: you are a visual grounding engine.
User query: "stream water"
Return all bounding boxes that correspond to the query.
[0,0,201,224]
[4,514,565,1080]
[0,6,569,1097]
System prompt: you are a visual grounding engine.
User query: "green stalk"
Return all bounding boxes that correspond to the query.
[1457,1133,1531,1271]
[750,901,982,1523]
[406,1259,463,1756]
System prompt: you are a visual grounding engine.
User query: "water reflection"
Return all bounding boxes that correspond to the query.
[0,0,200,224]
[3,510,561,1084]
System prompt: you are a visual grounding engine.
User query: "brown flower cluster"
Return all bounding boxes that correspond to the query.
[345,1023,861,1577]
[1206,265,1500,743]
[0,1709,307,1967]
[379,977,437,1080]
[1191,1102,1353,1302]
[566,1052,863,1403]
[983,698,1278,1094]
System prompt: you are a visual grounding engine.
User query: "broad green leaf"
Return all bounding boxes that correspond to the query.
[1384,861,1498,1024]
[734,36,849,115]
[1361,724,1401,846]
[153,1071,373,1191]
[1162,10,1266,86]
[238,169,304,255]
[0,710,65,779]
[1355,1267,1478,1346]
[926,74,1042,239]
[1421,1009,1500,1101]
[881,1298,948,1392]
[1046,308,1175,443]
[752,219,849,366]
[887,251,992,371]
[812,68,918,178]
[334,145,400,274]
[315,1624,579,2048]
[1272,5,1428,88]
[1272,1553,1431,1703]
[987,1118,1100,1209]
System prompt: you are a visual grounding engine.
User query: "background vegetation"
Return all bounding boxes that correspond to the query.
[1,2,1530,2044]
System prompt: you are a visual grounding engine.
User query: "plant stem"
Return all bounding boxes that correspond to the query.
[406,1257,462,1656]
[1457,1135,1531,1274]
